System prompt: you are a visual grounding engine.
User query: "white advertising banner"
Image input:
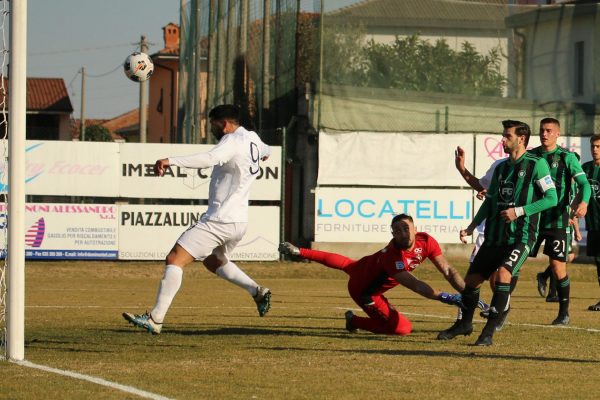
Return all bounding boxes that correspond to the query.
[118,205,280,260]
[474,134,585,178]
[0,141,280,200]
[0,140,120,196]
[315,187,473,243]
[0,203,118,259]
[317,131,473,187]
[119,143,281,200]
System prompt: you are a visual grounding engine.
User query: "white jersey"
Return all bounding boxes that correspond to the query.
[168,126,270,223]
[478,158,504,191]
[472,158,505,261]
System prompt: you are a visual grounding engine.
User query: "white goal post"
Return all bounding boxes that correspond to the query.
[2,0,27,361]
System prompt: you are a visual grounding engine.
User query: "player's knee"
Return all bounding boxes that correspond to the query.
[203,254,226,273]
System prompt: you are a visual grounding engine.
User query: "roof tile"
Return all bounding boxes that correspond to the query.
[2,77,73,112]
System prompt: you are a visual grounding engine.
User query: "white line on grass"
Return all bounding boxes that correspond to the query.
[337,307,600,333]
[12,360,174,400]
[26,305,600,333]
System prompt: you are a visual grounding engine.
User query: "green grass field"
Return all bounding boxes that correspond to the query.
[1,258,600,399]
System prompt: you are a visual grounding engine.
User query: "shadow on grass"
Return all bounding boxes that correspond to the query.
[124,323,397,342]
[26,338,113,353]
[259,345,600,364]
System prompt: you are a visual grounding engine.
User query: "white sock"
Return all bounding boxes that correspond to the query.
[215,261,258,296]
[150,264,183,323]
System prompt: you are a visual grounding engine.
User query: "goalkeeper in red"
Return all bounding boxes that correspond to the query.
[279,214,467,336]
[438,120,557,346]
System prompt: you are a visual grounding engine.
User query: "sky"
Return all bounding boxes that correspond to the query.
[25,1,180,120]
[22,0,358,121]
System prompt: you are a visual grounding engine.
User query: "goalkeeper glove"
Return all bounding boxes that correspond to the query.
[439,292,466,310]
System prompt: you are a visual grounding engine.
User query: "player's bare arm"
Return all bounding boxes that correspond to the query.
[393,270,438,300]
[393,270,464,309]
[455,146,485,193]
[431,254,465,292]
[154,158,170,176]
[572,217,583,241]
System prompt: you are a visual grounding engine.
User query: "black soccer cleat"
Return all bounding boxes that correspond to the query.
[551,313,570,326]
[495,307,510,332]
[474,333,493,346]
[437,320,473,340]
[588,301,600,311]
[344,310,357,333]
[536,272,547,298]
[278,242,301,257]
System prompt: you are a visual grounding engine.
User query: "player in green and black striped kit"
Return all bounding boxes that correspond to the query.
[438,120,557,346]
[529,118,591,325]
[583,134,600,311]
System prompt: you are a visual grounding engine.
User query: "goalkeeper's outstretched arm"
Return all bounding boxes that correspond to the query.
[431,254,465,292]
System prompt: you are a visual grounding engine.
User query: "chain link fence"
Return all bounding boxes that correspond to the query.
[180,0,599,140]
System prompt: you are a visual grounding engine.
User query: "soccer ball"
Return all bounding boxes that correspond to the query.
[123,52,154,82]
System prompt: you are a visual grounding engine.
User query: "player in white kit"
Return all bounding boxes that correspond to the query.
[123,104,272,334]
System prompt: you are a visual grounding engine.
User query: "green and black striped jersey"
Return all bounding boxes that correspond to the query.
[528,146,590,229]
[474,152,557,248]
[582,161,600,232]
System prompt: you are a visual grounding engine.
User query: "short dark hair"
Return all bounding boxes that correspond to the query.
[590,134,600,144]
[540,117,560,127]
[502,120,531,146]
[208,104,240,122]
[391,213,413,226]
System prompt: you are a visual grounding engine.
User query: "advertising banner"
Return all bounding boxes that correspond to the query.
[0,141,281,200]
[119,143,281,200]
[118,205,280,260]
[315,187,473,243]
[318,131,473,187]
[0,140,120,196]
[474,134,585,178]
[0,203,119,259]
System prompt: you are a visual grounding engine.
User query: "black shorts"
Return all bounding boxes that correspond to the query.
[529,228,569,262]
[587,231,600,258]
[468,243,529,280]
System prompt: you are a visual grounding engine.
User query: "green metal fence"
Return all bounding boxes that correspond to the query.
[179,0,600,141]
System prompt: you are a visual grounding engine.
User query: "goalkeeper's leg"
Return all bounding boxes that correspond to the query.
[296,247,356,272]
[348,292,411,335]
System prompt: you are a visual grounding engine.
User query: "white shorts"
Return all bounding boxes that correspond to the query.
[176,218,247,261]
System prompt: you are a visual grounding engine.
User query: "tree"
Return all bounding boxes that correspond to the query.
[321,29,505,96]
[84,125,113,142]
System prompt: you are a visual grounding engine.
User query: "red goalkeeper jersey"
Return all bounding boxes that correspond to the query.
[347,232,443,295]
